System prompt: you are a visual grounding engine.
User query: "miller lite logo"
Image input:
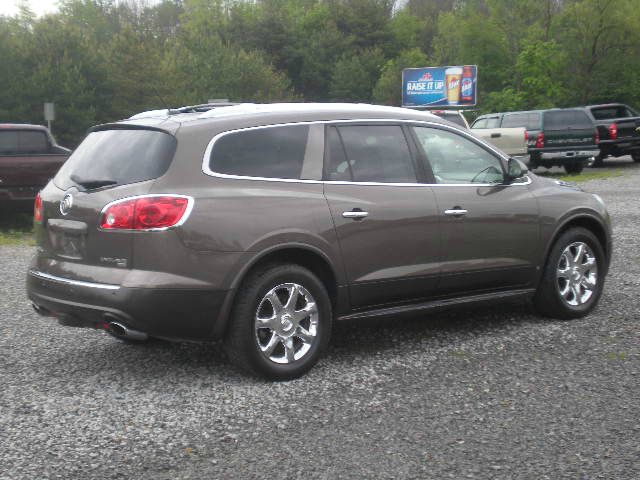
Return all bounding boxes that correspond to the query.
[447,78,460,90]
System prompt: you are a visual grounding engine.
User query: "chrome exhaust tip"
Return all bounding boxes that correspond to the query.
[107,321,149,342]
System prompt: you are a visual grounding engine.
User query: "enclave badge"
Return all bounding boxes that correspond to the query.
[60,192,74,215]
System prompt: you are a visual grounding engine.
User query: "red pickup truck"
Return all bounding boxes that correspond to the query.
[0,124,70,212]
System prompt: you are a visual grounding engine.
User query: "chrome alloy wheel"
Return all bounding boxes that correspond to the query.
[255,283,319,364]
[556,242,598,306]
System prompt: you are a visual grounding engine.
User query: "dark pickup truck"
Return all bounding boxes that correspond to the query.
[0,124,70,212]
[473,108,599,174]
[582,104,640,165]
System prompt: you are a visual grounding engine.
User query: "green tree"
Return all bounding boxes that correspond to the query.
[373,47,429,105]
[329,48,385,101]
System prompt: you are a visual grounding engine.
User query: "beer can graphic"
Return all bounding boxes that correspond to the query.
[445,67,463,105]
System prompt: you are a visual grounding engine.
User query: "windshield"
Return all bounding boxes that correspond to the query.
[54,129,176,190]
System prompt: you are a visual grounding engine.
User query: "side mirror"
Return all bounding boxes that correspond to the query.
[506,157,528,181]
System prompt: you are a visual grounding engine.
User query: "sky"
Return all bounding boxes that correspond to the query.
[0,0,61,17]
[0,0,168,17]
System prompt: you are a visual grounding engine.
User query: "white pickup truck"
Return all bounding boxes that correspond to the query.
[469,115,529,162]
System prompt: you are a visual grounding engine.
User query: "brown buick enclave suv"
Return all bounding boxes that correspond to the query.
[27,103,612,379]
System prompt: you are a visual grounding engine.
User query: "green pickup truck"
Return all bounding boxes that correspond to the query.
[472,109,599,174]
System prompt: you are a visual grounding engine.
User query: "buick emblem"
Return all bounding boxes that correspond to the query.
[60,192,74,215]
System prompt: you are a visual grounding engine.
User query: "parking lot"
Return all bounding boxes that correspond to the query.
[1,159,639,480]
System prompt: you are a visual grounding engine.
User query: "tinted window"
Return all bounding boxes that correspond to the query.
[432,112,467,128]
[211,125,309,179]
[327,125,417,183]
[591,106,630,120]
[325,127,351,181]
[54,129,176,190]
[413,127,504,184]
[0,130,48,155]
[502,113,540,130]
[545,110,592,129]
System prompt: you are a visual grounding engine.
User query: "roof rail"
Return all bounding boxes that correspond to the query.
[128,103,238,120]
[168,102,238,114]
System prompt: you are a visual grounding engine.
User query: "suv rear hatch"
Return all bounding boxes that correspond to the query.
[35,126,177,277]
[542,110,596,150]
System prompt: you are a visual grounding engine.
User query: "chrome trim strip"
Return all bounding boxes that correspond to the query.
[98,194,194,232]
[29,270,121,290]
[200,118,531,188]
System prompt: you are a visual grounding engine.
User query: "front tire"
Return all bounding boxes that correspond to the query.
[224,263,332,380]
[632,151,640,163]
[564,163,584,175]
[534,227,605,319]
[592,153,605,167]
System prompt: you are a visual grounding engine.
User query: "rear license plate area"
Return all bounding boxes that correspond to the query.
[49,230,85,260]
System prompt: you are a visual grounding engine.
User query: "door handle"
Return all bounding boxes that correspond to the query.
[444,208,468,217]
[342,209,369,220]
[491,132,502,138]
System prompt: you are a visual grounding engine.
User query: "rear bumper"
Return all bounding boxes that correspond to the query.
[0,186,38,210]
[27,269,228,341]
[598,139,640,155]
[539,149,599,161]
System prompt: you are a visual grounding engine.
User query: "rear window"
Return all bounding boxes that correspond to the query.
[544,110,592,130]
[502,113,540,130]
[210,125,310,179]
[0,130,49,155]
[54,129,176,190]
[590,106,631,120]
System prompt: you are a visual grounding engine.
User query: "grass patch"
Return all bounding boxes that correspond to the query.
[537,169,625,183]
[0,212,34,246]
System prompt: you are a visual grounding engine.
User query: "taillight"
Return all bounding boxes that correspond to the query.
[100,195,192,231]
[34,192,43,222]
[595,129,600,144]
[608,122,618,140]
[524,131,529,141]
[535,132,545,148]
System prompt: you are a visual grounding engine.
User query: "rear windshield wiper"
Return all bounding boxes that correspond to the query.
[70,174,117,190]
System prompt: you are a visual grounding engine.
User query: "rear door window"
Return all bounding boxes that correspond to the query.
[0,130,49,155]
[325,125,417,183]
[471,119,487,129]
[502,113,540,130]
[54,129,176,190]
[210,124,310,180]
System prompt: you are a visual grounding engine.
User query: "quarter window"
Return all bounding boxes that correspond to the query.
[325,125,417,183]
[210,125,310,179]
[413,127,504,184]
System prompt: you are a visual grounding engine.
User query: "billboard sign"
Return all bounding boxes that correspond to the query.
[402,65,477,108]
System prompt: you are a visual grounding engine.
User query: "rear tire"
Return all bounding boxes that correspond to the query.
[564,163,584,175]
[632,152,640,162]
[224,263,332,380]
[534,227,605,320]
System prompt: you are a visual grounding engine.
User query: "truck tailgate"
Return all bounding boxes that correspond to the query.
[471,127,527,157]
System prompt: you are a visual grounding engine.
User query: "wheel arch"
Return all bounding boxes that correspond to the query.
[211,243,345,338]
[542,213,611,280]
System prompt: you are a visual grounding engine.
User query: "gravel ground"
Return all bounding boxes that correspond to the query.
[1,158,639,479]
